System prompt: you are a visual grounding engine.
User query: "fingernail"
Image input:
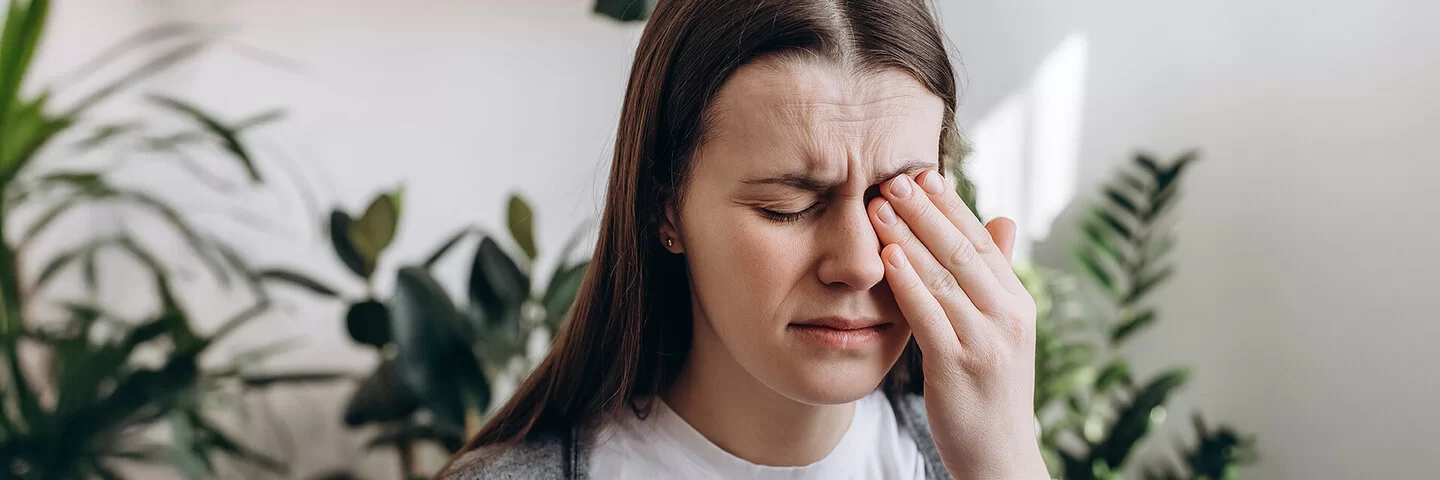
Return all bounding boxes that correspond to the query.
[877,201,897,224]
[886,246,907,269]
[919,170,945,194]
[888,175,913,198]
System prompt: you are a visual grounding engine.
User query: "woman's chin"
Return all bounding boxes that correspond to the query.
[766,357,896,405]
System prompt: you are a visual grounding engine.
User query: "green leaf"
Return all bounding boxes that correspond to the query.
[507,194,537,261]
[1123,266,1174,305]
[258,269,340,297]
[238,371,354,388]
[342,359,420,426]
[1093,367,1191,469]
[329,210,368,277]
[1092,207,1134,241]
[345,299,391,347]
[1094,360,1132,392]
[148,94,264,182]
[1080,219,1128,270]
[1104,187,1139,216]
[423,227,475,269]
[1134,152,1163,178]
[390,266,489,430]
[349,193,399,272]
[543,260,589,330]
[1072,246,1117,297]
[594,0,655,21]
[74,120,144,149]
[67,41,206,117]
[1111,309,1158,345]
[0,0,48,130]
[468,236,530,330]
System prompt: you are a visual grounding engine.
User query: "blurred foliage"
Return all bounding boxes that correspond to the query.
[0,0,331,478]
[1008,151,1259,479]
[296,190,590,478]
[593,0,654,22]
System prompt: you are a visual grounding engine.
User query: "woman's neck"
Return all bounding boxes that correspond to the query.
[661,313,856,467]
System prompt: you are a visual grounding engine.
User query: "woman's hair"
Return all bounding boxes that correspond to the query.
[456,0,964,452]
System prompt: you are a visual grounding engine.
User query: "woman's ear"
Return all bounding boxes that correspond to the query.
[659,203,685,253]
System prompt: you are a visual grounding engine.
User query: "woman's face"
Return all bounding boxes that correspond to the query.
[667,57,946,405]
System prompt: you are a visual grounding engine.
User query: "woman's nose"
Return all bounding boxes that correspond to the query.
[815,200,886,290]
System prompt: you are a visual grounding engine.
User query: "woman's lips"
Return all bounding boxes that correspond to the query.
[788,317,891,349]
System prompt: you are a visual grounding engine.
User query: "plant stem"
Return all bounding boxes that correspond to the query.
[0,187,25,334]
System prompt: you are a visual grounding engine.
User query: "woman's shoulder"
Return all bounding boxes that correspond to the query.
[435,427,580,480]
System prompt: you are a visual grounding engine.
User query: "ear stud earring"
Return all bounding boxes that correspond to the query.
[666,238,674,248]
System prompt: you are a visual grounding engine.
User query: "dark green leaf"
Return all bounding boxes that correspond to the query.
[423,227,475,269]
[1080,219,1128,270]
[1147,182,1180,223]
[349,193,399,270]
[507,194,537,261]
[468,236,530,330]
[1123,266,1174,305]
[1094,360,1132,392]
[329,211,368,277]
[1134,152,1163,177]
[345,299,391,347]
[342,359,420,426]
[390,266,488,430]
[1093,367,1191,469]
[1072,246,1117,297]
[258,269,340,297]
[148,94,263,182]
[1111,309,1158,345]
[543,261,589,330]
[1093,207,1134,241]
[239,371,353,388]
[74,120,144,149]
[594,0,655,21]
[1105,187,1139,216]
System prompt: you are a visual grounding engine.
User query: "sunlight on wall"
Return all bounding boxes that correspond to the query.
[963,33,1088,261]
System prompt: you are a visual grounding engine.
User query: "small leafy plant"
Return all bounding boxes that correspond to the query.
[1014,151,1258,479]
[306,190,590,478]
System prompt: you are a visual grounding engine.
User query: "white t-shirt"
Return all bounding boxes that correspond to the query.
[587,390,926,479]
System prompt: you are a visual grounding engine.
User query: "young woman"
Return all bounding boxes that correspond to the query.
[438,0,1048,478]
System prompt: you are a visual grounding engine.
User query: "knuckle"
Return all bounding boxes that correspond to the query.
[927,271,963,299]
[945,237,979,268]
[970,227,999,255]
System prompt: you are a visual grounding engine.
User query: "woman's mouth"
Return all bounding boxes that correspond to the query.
[788,317,891,349]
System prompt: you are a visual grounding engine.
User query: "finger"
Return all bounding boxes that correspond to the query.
[914,170,1027,295]
[870,197,986,317]
[881,244,964,361]
[985,217,1016,263]
[880,174,1010,312]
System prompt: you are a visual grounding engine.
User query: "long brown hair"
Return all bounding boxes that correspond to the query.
[455,0,964,454]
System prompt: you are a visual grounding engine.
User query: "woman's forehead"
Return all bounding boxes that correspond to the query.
[699,58,946,183]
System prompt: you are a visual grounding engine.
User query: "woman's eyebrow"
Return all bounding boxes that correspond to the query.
[739,159,936,192]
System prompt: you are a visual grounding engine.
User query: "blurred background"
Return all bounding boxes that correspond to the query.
[1,0,1435,479]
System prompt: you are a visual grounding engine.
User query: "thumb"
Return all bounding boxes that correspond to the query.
[984,217,1017,263]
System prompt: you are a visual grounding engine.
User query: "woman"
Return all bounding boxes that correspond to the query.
[439,0,1048,478]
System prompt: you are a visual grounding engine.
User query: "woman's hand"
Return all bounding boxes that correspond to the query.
[869,170,1049,480]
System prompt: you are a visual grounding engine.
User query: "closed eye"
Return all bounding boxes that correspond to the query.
[758,203,822,223]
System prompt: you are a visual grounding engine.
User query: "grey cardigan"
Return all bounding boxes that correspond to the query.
[438,393,954,479]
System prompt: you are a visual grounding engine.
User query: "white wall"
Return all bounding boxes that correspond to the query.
[23,0,1439,478]
[938,0,1440,478]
